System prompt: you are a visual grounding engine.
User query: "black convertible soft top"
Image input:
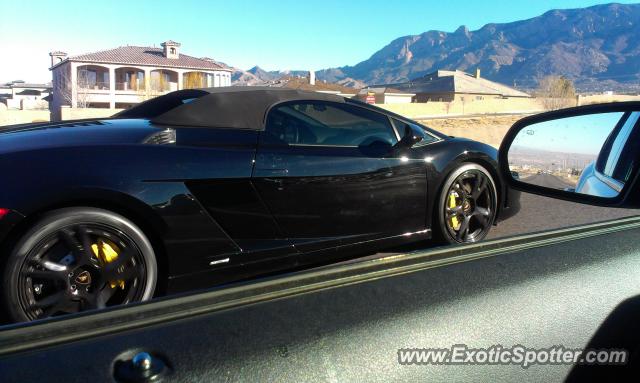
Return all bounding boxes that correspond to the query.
[116,87,346,130]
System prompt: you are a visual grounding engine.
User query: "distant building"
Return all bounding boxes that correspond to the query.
[356,87,415,104]
[271,75,357,98]
[49,40,232,116]
[382,69,530,103]
[0,81,52,110]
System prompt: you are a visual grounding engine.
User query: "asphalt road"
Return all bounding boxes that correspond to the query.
[487,191,638,239]
[519,173,575,190]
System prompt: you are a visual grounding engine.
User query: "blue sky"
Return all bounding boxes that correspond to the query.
[0,0,636,83]
[511,112,623,155]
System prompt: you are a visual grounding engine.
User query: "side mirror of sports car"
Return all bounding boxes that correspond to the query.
[395,125,423,149]
[499,102,640,208]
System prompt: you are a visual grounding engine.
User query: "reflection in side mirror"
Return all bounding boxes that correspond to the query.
[505,109,640,199]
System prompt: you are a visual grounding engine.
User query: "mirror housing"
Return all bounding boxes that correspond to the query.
[395,125,423,149]
[499,102,640,208]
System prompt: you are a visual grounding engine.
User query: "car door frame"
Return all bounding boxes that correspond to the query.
[251,100,431,258]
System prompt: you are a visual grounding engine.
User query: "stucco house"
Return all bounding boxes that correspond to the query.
[379,69,531,103]
[49,40,232,118]
[0,81,52,110]
[355,87,415,104]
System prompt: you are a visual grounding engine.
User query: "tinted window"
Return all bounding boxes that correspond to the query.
[391,118,439,146]
[266,101,398,146]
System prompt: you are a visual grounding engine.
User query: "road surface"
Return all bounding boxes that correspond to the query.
[519,173,576,190]
[488,191,637,239]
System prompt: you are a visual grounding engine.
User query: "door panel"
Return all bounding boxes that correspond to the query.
[252,101,428,253]
[185,179,297,259]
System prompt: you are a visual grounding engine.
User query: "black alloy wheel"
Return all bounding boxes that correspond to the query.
[437,163,497,244]
[3,208,157,323]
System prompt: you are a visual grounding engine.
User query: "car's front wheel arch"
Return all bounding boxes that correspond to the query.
[1,194,169,292]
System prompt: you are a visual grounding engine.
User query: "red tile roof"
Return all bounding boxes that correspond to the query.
[53,46,230,71]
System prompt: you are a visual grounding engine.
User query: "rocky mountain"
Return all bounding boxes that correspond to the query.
[230,68,263,86]
[232,66,310,86]
[316,3,640,91]
[335,77,367,89]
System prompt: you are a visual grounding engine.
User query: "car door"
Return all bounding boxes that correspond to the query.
[252,100,428,254]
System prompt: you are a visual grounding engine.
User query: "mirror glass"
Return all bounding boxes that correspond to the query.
[508,111,640,198]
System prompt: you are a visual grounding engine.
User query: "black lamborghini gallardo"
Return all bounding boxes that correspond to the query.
[0,87,519,322]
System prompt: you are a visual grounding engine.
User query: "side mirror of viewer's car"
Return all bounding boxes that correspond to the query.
[499,102,640,208]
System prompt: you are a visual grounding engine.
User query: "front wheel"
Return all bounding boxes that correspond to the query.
[2,207,157,323]
[434,163,498,244]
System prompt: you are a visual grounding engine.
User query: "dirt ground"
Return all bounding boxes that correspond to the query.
[418,114,530,148]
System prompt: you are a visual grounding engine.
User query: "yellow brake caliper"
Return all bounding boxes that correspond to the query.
[448,192,461,230]
[91,239,125,289]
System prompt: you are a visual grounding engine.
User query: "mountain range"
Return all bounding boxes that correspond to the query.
[232,3,640,92]
[231,66,309,86]
[315,3,640,91]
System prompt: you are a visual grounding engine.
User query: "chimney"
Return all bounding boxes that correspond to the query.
[475,68,481,79]
[161,40,181,59]
[309,70,316,86]
[49,51,67,67]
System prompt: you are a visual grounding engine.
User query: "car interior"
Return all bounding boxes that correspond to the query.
[267,102,398,146]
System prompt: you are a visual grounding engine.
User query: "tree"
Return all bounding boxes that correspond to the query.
[535,76,576,110]
[183,72,206,89]
[138,72,169,102]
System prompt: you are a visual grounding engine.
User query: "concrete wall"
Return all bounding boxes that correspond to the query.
[378,97,546,119]
[0,110,51,126]
[59,107,121,121]
[576,94,640,106]
[0,107,123,126]
[414,93,456,103]
[6,98,49,110]
[383,94,413,104]
[419,115,527,149]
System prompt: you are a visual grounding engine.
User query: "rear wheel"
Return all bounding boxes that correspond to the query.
[434,163,497,244]
[2,207,157,323]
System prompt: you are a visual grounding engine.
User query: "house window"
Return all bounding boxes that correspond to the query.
[170,47,176,55]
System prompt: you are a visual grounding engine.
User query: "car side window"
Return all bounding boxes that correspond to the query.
[597,112,640,182]
[265,101,398,146]
[390,118,439,146]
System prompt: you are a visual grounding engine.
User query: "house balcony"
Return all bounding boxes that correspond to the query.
[68,63,230,108]
[82,82,110,91]
[115,82,143,92]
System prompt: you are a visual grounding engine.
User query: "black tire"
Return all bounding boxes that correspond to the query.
[433,163,498,244]
[2,207,157,323]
